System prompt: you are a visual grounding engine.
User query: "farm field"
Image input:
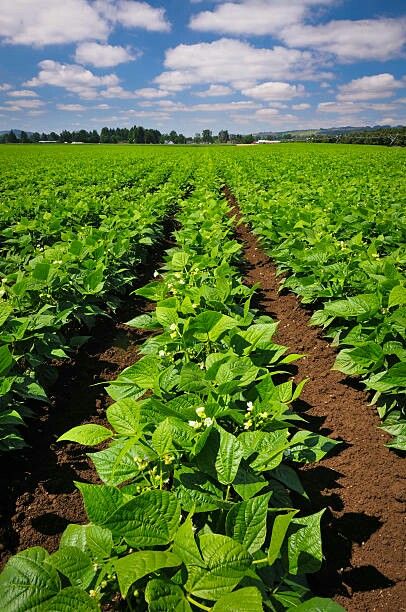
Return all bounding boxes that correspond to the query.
[0,143,405,612]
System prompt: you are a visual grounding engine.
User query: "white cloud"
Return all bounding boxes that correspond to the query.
[75,42,138,67]
[57,103,86,111]
[6,89,38,97]
[0,98,45,111]
[95,0,170,32]
[134,87,171,98]
[0,83,12,91]
[95,103,111,109]
[337,74,404,101]
[195,84,233,97]
[155,38,327,92]
[292,103,310,110]
[189,0,333,36]
[242,81,305,101]
[282,18,406,61]
[0,0,170,46]
[25,60,119,98]
[0,0,109,45]
[318,101,363,114]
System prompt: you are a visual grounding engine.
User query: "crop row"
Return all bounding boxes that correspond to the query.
[0,157,194,452]
[216,145,406,450]
[0,166,343,611]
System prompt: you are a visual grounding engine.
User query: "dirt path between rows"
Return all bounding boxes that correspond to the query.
[0,226,176,569]
[225,187,406,612]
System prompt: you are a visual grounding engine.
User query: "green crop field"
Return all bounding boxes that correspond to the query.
[0,143,405,612]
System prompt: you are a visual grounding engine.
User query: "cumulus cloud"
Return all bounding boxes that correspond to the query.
[155,38,328,92]
[6,89,38,97]
[189,0,334,36]
[281,18,406,61]
[0,0,109,45]
[75,42,138,67]
[95,0,170,32]
[0,98,45,111]
[0,83,12,91]
[195,84,234,97]
[134,87,171,98]
[0,0,170,46]
[292,103,310,110]
[242,81,305,101]
[337,74,404,101]
[57,103,86,111]
[25,60,119,98]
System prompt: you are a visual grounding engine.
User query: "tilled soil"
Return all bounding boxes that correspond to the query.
[225,188,406,612]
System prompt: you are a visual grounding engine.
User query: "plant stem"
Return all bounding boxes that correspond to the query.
[186,595,212,611]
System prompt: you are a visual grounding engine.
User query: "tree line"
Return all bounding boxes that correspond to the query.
[310,126,406,146]
[0,126,256,145]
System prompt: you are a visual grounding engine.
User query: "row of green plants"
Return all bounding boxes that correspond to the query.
[0,157,194,452]
[217,144,406,450]
[0,168,343,610]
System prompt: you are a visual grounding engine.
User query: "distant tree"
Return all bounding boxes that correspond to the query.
[169,130,178,144]
[136,126,145,144]
[31,132,41,143]
[20,131,29,143]
[193,133,201,144]
[100,127,111,143]
[7,130,18,143]
[242,134,255,144]
[218,129,229,143]
[177,133,186,144]
[202,129,213,143]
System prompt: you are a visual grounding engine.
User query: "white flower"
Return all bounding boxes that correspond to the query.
[244,419,253,430]
[203,417,213,427]
[188,420,202,429]
[199,362,205,370]
[158,350,166,357]
[246,401,254,412]
[259,411,268,419]
[153,270,159,278]
[195,406,206,418]
[169,323,177,331]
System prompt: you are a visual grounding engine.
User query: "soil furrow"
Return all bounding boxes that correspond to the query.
[0,221,177,568]
[225,187,406,612]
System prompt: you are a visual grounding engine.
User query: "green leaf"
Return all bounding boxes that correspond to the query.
[152,418,173,457]
[42,587,99,611]
[104,490,181,547]
[106,398,141,436]
[288,510,325,575]
[0,547,61,611]
[0,345,13,377]
[74,482,124,525]
[170,251,190,270]
[145,579,192,612]
[226,493,271,553]
[173,516,204,567]
[114,551,181,597]
[58,424,112,446]
[268,511,297,565]
[215,426,244,485]
[291,597,346,611]
[189,311,237,342]
[174,466,225,513]
[32,262,50,282]
[324,293,380,319]
[388,285,406,309]
[90,438,148,486]
[212,587,263,611]
[185,534,252,601]
[60,524,113,560]
[48,547,94,589]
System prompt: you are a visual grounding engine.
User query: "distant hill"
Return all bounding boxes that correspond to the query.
[254,124,403,139]
[0,129,34,137]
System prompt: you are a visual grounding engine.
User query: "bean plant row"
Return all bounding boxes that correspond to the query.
[216,144,406,450]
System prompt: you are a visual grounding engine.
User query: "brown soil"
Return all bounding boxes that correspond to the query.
[225,187,406,612]
[0,230,174,569]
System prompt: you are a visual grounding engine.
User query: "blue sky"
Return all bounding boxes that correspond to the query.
[0,0,405,135]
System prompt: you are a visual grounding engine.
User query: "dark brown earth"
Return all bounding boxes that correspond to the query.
[0,231,172,568]
[225,187,406,612]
